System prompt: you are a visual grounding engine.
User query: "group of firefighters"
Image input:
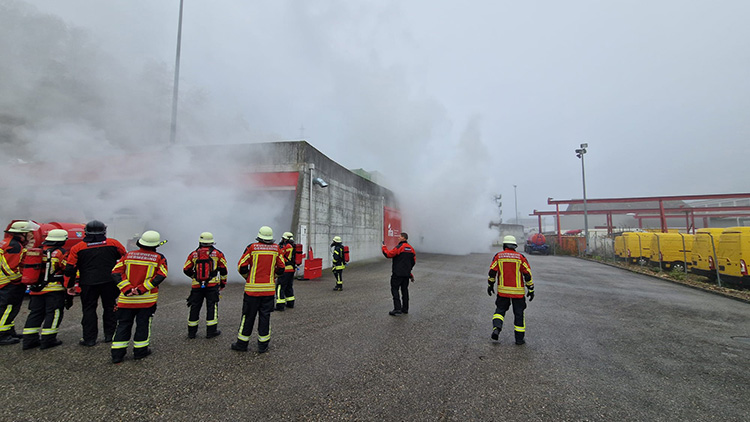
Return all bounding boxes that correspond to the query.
[1,219,535,363]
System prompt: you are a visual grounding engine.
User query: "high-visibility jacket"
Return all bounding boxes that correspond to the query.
[30,247,67,295]
[488,248,533,298]
[279,241,295,273]
[331,244,346,271]
[182,246,228,288]
[237,242,285,297]
[0,236,27,288]
[111,248,168,308]
[382,241,416,277]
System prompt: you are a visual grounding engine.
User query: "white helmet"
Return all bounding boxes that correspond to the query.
[332,236,342,243]
[282,232,294,240]
[6,220,35,233]
[139,230,165,247]
[503,235,517,246]
[199,232,215,244]
[44,229,68,243]
[257,226,274,242]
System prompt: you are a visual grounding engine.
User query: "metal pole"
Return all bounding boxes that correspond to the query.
[581,152,589,254]
[514,184,518,224]
[681,233,687,275]
[309,165,314,258]
[169,0,184,145]
[710,234,722,287]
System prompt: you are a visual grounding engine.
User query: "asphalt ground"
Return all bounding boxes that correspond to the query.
[1,253,749,421]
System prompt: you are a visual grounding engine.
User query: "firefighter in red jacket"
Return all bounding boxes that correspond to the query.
[275,232,297,311]
[110,230,168,363]
[0,220,36,345]
[21,229,69,350]
[183,232,228,339]
[487,235,534,345]
[232,226,285,353]
[382,232,416,316]
[64,220,127,346]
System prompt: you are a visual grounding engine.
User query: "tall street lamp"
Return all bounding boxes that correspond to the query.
[513,184,519,224]
[575,143,589,254]
[169,0,185,145]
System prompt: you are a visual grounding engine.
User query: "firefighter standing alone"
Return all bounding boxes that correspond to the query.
[183,232,228,339]
[232,226,285,353]
[275,232,297,311]
[0,221,36,345]
[487,235,534,345]
[110,230,168,363]
[330,236,346,291]
[382,232,416,316]
[21,229,69,350]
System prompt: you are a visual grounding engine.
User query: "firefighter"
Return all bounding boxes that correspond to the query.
[331,236,346,291]
[21,229,70,350]
[0,221,36,345]
[275,232,297,311]
[183,232,228,339]
[64,220,127,346]
[110,230,168,363]
[382,232,416,316]
[487,235,534,345]
[232,226,285,353]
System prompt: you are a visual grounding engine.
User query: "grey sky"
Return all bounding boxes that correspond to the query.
[7,0,750,237]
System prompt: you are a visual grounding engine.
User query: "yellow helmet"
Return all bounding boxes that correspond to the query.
[332,236,342,243]
[282,232,294,240]
[199,232,215,244]
[139,230,166,247]
[44,229,68,243]
[257,226,274,241]
[6,220,35,233]
[503,235,517,246]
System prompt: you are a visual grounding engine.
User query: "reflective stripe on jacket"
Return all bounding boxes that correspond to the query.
[182,246,229,288]
[112,249,168,308]
[488,248,533,298]
[237,242,285,296]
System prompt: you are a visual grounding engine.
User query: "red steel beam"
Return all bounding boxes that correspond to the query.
[532,206,750,216]
[547,192,750,205]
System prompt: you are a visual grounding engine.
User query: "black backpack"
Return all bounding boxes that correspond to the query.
[194,247,216,286]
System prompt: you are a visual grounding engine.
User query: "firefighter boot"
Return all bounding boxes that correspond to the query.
[258,340,269,354]
[231,340,248,352]
[491,327,501,341]
[206,325,221,339]
[0,332,20,345]
[134,347,152,360]
[515,331,525,345]
[111,349,126,364]
[188,326,198,339]
[286,300,294,309]
[40,335,63,350]
[275,304,285,312]
[22,334,41,350]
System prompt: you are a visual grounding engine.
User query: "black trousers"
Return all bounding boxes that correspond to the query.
[188,286,220,328]
[0,284,25,334]
[333,269,343,285]
[23,291,65,344]
[390,275,410,312]
[79,283,119,342]
[237,295,273,344]
[275,272,295,308]
[111,305,155,359]
[493,296,527,337]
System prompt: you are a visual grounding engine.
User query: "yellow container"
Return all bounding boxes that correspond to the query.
[716,226,750,285]
[648,233,694,270]
[690,228,724,279]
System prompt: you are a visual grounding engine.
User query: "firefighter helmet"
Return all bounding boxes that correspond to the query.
[6,220,34,233]
[199,232,215,244]
[332,236,342,243]
[282,232,294,240]
[44,229,68,243]
[503,235,517,246]
[85,220,107,235]
[139,230,164,247]
[257,226,274,241]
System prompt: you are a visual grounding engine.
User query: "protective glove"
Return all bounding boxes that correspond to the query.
[409,274,415,282]
[527,289,534,302]
[487,283,495,296]
[64,294,74,310]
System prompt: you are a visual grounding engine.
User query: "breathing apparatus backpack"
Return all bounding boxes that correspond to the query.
[194,246,216,287]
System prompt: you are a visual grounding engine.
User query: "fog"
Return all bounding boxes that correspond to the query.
[2,0,749,258]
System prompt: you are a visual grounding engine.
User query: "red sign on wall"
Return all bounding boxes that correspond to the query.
[383,206,402,250]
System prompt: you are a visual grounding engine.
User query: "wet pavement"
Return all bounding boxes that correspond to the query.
[2,253,749,421]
